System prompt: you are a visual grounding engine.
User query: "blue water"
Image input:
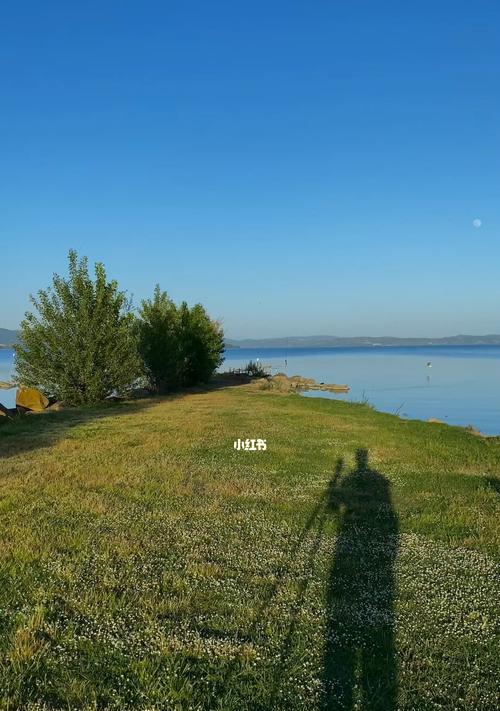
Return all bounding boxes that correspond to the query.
[0,349,16,408]
[222,345,500,435]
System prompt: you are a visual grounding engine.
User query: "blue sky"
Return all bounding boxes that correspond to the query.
[1,1,499,338]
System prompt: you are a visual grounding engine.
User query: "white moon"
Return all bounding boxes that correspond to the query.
[473,218,482,228]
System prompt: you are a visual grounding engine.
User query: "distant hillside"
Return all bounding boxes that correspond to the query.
[225,334,500,349]
[0,329,18,348]
[3,329,500,350]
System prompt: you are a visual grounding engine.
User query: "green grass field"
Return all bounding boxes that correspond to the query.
[0,384,499,710]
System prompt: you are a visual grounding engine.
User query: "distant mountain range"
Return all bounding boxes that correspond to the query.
[3,328,500,350]
[225,334,500,348]
[0,329,18,348]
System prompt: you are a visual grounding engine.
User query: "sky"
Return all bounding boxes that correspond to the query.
[1,0,499,338]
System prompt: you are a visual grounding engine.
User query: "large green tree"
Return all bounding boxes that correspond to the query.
[137,287,224,392]
[177,301,225,387]
[15,250,141,405]
[137,286,180,394]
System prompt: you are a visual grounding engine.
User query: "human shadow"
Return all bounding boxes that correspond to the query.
[485,477,500,495]
[215,461,345,709]
[324,449,399,710]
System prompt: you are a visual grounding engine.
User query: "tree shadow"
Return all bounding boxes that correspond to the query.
[324,448,399,710]
[0,399,159,460]
[0,377,250,460]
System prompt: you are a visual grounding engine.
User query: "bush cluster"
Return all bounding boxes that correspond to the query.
[245,360,267,378]
[137,286,224,394]
[15,251,224,404]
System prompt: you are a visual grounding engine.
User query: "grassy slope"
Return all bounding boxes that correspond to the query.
[0,385,499,710]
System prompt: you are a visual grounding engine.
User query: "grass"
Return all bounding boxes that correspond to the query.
[0,383,499,710]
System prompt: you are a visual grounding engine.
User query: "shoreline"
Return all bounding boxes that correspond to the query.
[222,345,500,436]
[298,388,496,438]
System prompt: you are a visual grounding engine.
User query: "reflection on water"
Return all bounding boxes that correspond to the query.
[223,346,500,435]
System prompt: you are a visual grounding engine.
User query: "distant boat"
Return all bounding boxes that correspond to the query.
[426,362,432,368]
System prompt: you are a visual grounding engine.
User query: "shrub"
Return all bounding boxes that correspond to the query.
[137,286,180,394]
[137,288,224,392]
[245,360,267,378]
[14,250,141,405]
[177,302,225,387]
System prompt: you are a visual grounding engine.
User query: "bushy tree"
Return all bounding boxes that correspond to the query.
[137,288,224,392]
[137,286,180,393]
[177,302,225,386]
[14,250,141,405]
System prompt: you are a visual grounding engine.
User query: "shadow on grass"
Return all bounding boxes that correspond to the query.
[485,477,500,495]
[0,375,250,460]
[0,399,159,460]
[323,449,399,710]
[266,450,398,709]
[215,463,341,707]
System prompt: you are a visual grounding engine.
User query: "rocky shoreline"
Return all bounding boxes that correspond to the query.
[259,372,349,393]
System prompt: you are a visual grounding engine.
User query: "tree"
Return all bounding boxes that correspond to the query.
[177,302,225,386]
[137,286,180,394]
[14,250,141,405]
[137,288,225,392]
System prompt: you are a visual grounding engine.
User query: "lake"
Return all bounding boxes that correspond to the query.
[222,345,500,435]
[0,349,16,409]
[2,346,499,434]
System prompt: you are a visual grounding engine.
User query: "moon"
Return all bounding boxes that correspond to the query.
[472,218,482,228]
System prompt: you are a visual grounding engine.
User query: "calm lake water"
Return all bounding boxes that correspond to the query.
[222,345,500,435]
[0,349,16,409]
[2,346,499,435]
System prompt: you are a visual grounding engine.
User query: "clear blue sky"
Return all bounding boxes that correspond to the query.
[1,1,499,338]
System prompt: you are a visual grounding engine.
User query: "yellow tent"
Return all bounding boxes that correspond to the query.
[16,387,49,412]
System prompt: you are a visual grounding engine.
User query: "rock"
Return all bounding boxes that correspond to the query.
[45,401,66,412]
[465,425,483,436]
[267,374,349,393]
